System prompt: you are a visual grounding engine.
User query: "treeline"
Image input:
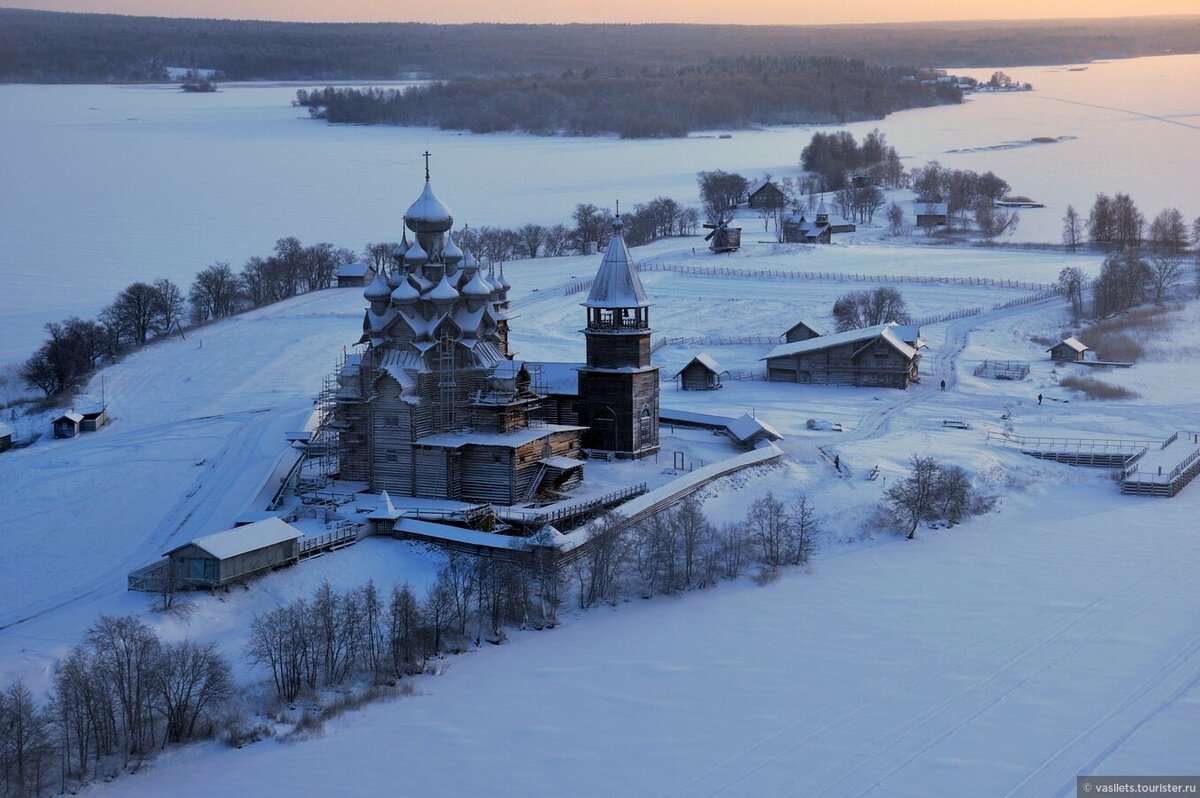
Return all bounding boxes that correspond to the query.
[5,8,1200,83]
[19,238,356,400]
[0,615,233,795]
[296,57,951,138]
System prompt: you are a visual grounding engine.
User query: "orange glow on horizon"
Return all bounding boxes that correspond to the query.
[13,0,1200,25]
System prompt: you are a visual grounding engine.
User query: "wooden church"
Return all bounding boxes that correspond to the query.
[331,158,661,506]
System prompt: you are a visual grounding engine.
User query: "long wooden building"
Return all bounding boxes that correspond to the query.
[762,322,922,388]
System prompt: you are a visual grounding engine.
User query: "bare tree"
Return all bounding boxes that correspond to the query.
[1148,254,1183,304]
[885,455,941,539]
[975,203,1019,242]
[151,278,185,337]
[1062,204,1082,252]
[746,492,788,567]
[154,641,233,744]
[189,262,240,323]
[886,202,905,235]
[788,494,820,565]
[832,287,911,331]
[517,224,546,258]
[1087,193,1115,247]
[1057,266,1086,320]
[1148,207,1188,254]
[86,615,162,761]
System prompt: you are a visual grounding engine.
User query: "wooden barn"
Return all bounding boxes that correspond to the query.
[335,262,375,287]
[165,517,302,589]
[675,352,727,390]
[0,422,12,452]
[52,411,83,438]
[762,322,922,388]
[1048,337,1089,362]
[915,202,949,227]
[747,179,786,210]
[783,320,824,343]
[724,413,783,449]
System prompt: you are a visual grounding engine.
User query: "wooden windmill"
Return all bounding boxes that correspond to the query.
[703,214,741,253]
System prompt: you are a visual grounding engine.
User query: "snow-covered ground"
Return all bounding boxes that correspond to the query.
[3,221,1199,794]
[3,53,1199,364]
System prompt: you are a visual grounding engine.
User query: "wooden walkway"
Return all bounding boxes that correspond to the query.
[1122,432,1200,497]
[987,431,1156,469]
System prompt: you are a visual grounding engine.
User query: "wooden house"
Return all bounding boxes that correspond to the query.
[724,413,783,449]
[165,517,301,589]
[747,179,786,210]
[526,361,583,425]
[675,352,727,390]
[762,322,922,388]
[783,320,824,343]
[1048,337,1088,362]
[335,262,375,287]
[915,202,949,227]
[0,422,12,452]
[52,411,83,438]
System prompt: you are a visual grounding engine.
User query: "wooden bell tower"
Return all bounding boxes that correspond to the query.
[577,216,660,458]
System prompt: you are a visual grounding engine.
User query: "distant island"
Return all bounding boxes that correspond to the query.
[294,58,959,138]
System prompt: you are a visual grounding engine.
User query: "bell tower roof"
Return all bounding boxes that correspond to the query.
[584,216,650,309]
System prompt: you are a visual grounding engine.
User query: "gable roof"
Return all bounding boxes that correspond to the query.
[675,352,727,377]
[0,422,12,438]
[784,319,824,338]
[336,262,373,278]
[747,178,781,197]
[763,322,921,361]
[54,412,84,423]
[724,413,783,445]
[914,202,949,215]
[1050,336,1088,353]
[584,222,650,309]
[175,517,301,560]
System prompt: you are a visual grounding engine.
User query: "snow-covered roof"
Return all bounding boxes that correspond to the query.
[176,517,301,560]
[540,455,584,470]
[725,413,783,445]
[914,202,949,215]
[377,348,423,391]
[784,319,824,337]
[337,262,373,278]
[747,178,780,197]
[1051,337,1089,353]
[762,322,920,361]
[368,490,402,521]
[526,361,582,396]
[675,352,726,377]
[418,424,587,449]
[0,422,12,438]
[584,220,650,309]
[404,181,453,228]
[54,412,84,423]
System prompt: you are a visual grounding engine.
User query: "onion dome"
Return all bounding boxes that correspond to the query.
[486,267,503,293]
[387,265,404,289]
[364,270,392,302]
[390,277,420,305]
[404,239,428,265]
[461,247,478,271]
[404,181,453,234]
[429,274,459,304]
[462,269,493,299]
[497,263,511,291]
[442,234,464,265]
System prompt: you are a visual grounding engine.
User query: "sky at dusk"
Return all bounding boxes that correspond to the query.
[10,0,1200,24]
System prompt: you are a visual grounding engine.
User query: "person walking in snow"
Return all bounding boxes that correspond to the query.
[1037,393,1043,405]
[834,454,841,472]
[940,379,946,391]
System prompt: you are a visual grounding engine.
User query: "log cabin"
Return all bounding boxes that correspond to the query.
[762,322,922,388]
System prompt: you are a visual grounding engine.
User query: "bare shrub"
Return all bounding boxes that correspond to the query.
[1059,374,1139,400]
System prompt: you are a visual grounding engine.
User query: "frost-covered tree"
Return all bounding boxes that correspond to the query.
[885,455,941,539]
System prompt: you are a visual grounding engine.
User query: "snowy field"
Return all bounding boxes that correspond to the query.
[2,225,1200,794]
[3,53,1200,363]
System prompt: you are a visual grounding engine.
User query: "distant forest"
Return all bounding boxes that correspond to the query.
[2,8,1200,83]
[295,58,957,137]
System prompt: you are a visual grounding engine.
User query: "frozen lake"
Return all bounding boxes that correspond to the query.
[1,54,1198,364]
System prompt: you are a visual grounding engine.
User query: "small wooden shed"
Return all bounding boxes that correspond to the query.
[165,517,302,589]
[77,402,108,432]
[915,202,949,227]
[675,352,728,390]
[783,320,824,343]
[1048,337,1088,362]
[52,412,83,439]
[335,262,375,287]
[0,422,12,452]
